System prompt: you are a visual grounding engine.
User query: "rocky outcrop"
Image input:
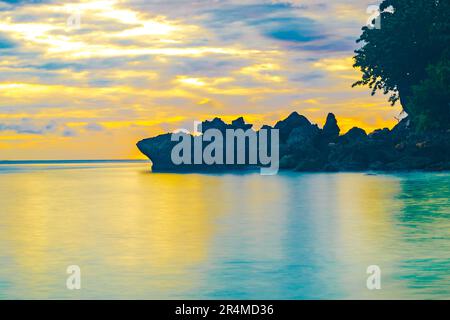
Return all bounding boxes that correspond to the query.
[322,113,340,141]
[137,133,179,171]
[137,112,450,172]
[231,117,253,130]
[274,111,311,142]
[341,127,367,142]
[137,117,264,172]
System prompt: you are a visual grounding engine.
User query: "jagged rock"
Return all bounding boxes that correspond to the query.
[391,117,411,138]
[369,128,391,140]
[137,133,180,171]
[327,143,371,171]
[201,117,228,132]
[284,123,321,165]
[274,111,311,142]
[137,112,450,172]
[341,127,367,143]
[287,124,320,147]
[231,117,253,130]
[200,116,253,133]
[322,113,340,140]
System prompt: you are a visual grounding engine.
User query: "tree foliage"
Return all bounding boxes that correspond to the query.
[409,54,450,130]
[353,0,450,129]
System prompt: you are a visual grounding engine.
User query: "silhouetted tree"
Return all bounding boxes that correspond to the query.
[353,0,450,130]
[409,54,450,130]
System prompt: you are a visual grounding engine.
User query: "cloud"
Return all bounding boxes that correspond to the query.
[198,3,325,44]
[31,62,85,71]
[0,0,42,3]
[85,122,104,131]
[62,127,77,137]
[254,17,326,43]
[0,33,15,49]
[0,118,82,137]
[0,0,50,7]
[0,119,57,134]
[0,0,399,159]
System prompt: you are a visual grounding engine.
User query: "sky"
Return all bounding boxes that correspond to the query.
[0,0,402,160]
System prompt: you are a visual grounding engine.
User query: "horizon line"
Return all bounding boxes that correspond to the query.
[0,159,149,163]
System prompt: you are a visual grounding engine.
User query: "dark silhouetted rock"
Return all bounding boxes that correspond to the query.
[274,111,311,142]
[294,159,325,172]
[231,117,253,130]
[200,116,253,133]
[369,128,391,140]
[137,112,450,172]
[279,155,297,169]
[137,133,180,171]
[391,117,411,137]
[201,117,228,132]
[287,124,320,147]
[322,113,340,140]
[341,127,367,143]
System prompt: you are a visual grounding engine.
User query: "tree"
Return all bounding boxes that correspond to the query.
[409,54,450,130]
[353,0,450,129]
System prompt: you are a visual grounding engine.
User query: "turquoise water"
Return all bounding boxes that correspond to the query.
[0,161,449,299]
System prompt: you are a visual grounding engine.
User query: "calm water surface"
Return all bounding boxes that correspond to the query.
[0,161,449,299]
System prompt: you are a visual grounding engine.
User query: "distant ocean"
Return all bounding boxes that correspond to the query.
[0,160,148,164]
[0,160,449,299]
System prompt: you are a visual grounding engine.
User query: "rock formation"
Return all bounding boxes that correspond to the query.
[137,112,450,172]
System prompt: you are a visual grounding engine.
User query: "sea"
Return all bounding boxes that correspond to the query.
[0,160,449,299]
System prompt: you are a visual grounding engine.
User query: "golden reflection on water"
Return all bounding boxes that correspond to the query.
[332,174,404,298]
[0,163,449,299]
[0,164,226,298]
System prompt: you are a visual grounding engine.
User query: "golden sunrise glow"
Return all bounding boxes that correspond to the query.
[0,0,402,160]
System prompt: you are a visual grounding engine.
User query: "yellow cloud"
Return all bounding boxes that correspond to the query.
[303,99,320,105]
[176,77,206,87]
[313,57,354,72]
[101,116,186,129]
[0,0,404,160]
[239,63,284,83]
[0,0,271,61]
[197,98,211,105]
[175,76,234,88]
